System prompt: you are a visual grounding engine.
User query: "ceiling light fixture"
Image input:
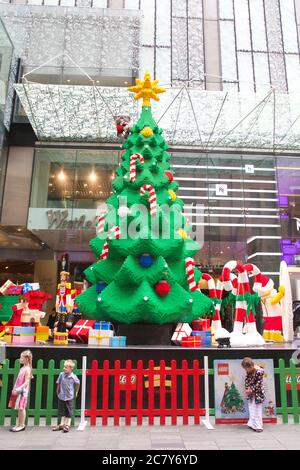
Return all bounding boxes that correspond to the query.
[57,169,66,181]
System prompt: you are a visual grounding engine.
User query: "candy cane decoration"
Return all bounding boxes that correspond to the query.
[130,153,144,182]
[99,226,121,260]
[222,261,265,345]
[201,273,217,299]
[210,273,237,339]
[243,263,274,296]
[185,257,197,292]
[96,210,107,236]
[140,184,157,216]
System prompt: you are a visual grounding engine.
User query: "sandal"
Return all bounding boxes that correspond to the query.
[11,426,25,432]
[52,425,64,431]
[63,425,70,433]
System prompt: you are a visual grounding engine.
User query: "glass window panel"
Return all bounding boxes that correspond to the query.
[234,0,251,51]
[249,0,267,52]
[265,0,284,53]
[124,0,139,9]
[172,17,188,80]
[156,48,171,86]
[172,0,187,17]
[269,53,287,92]
[237,51,254,92]
[219,20,237,81]
[188,0,203,18]
[253,53,270,92]
[188,19,204,81]
[141,0,155,45]
[219,0,234,19]
[279,0,298,53]
[140,46,154,79]
[285,55,300,93]
[156,0,171,47]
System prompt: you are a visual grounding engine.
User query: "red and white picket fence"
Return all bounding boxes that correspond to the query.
[78,356,212,429]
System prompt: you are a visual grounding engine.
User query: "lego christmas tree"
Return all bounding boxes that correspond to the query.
[76,72,212,324]
[224,382,245,412]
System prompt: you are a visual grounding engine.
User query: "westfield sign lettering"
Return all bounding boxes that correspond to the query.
[47,210,96,230]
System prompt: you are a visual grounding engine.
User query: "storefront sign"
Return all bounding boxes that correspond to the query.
[47,210,96,230]
[216,184,228,196]
[245,164,255,174]
[28,208,97,231]
[214,359,277,424]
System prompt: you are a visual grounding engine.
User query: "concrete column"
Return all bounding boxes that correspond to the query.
[203,0,222,91]
[294,0,300,46]
[1,146,34,226]
[108,0,123,8]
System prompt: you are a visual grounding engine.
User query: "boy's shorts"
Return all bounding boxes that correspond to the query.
[58,399,74,418]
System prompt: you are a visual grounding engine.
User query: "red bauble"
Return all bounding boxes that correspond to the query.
[116,124,123,134]
[155,280,171,296]
[164,171,174,183]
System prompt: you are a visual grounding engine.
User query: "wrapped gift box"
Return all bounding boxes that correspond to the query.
[94,321,114,331]
[181,337,201,348]
[0,326,14,343]
[192,330,211,346]
[54,332,68,345]
[0,280,14,295]
[109,336,126,347]
[192,319,211,331]
[171,322,192,345]
[69,319,95,343]
[35,326,49,342]
[88,329,113,346]
[7,285,23,296]
[12,326,35,344]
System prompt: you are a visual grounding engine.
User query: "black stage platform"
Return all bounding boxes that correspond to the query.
[4,341,299,368]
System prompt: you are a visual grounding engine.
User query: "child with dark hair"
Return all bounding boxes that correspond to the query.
[241,357,265,432]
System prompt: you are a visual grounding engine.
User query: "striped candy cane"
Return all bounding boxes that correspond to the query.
[140,184,157,216]
[213,274,237,324]
[96,210,107,236]
[221,261,251,343]
[99,226,121,260]
[130,153,144,182]
[244,263,274,296]
[185,257,197,292]
[201,273,217,299]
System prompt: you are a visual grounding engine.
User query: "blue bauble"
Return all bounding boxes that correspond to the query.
[139,253,154,268]
[96,282,107,294]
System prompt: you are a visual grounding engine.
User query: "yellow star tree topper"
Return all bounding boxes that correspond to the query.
[128,71,166,107]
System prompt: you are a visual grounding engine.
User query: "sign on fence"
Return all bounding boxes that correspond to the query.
[285,373,300,390]
[214,359,277,424]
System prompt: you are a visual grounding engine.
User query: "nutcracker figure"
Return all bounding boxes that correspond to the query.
[55,271,72,315]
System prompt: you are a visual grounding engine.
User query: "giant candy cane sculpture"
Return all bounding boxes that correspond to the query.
[222,261,266,346]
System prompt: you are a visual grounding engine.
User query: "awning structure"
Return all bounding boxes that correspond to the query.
[15,82,300,152]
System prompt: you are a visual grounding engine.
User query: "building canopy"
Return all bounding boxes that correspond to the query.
[15,82,300,152]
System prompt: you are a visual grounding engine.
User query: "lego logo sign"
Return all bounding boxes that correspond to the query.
[218,363,229,375]
[285,373,300,390]
[119,374,137,390]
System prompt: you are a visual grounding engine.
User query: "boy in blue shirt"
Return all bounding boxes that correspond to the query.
[53,359,80,433]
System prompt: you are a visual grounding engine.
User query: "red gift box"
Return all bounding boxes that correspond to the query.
[181,337,201,348]
[7,285,23,296]
[69,319,95,343]
[192,319,211,331]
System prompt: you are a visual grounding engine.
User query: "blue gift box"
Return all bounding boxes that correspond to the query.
[192,330,211,346]
[94,321,113,331]
[22,283,33,294]
[109,336,126,347]
[13,326,35,335]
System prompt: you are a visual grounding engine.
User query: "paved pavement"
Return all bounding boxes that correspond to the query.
[0,420,299,450]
